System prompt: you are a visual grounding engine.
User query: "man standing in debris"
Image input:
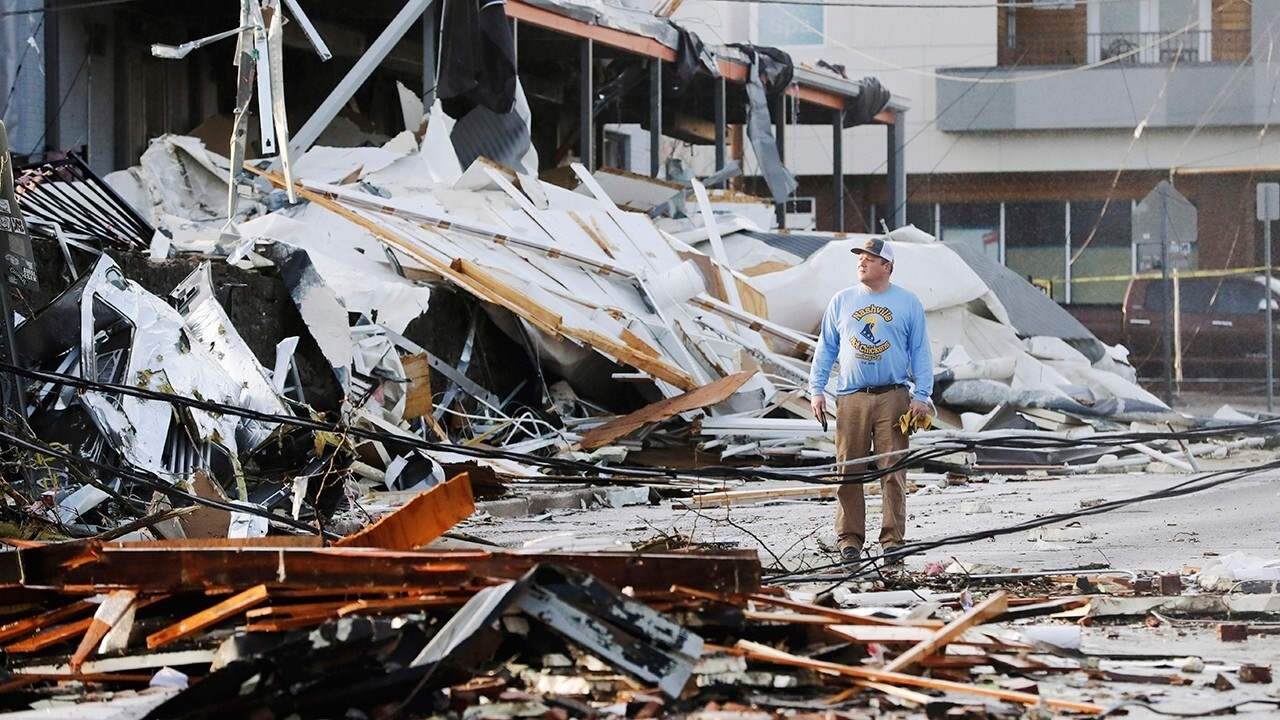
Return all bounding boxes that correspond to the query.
[809,237,933,566]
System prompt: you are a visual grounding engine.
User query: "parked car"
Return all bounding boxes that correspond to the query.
[1065,274,1280,379]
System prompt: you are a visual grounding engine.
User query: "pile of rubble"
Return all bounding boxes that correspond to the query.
[0,476,1277,718]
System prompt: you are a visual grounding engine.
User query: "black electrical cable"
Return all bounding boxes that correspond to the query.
[3,360,1278,488]
[1100,699,1280,718]
[0,426,339,540]
[768,456,1280,584]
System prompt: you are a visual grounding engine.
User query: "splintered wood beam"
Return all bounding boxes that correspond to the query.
[334,472,474,550]
[882,590,1009,674]
[146,585,270,649]
[578,371,756,450]
[736,639,1105,714]
[0,600,97,645]
[7,596,163,654]
[449,258,564,336]
[70,589,138,670]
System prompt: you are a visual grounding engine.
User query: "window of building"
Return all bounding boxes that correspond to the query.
[1004,202,1066,298]
[757,4,824,47]
[1087,0,1211,64]
[602,130,631,171]
[940,203,1001,263]
[1068,199,1133,302]
[870,202,935,235]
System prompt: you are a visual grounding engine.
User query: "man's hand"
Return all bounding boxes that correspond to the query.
[811,394,827,422]
[908,398,932,419]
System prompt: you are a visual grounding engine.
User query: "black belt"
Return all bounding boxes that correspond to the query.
[852,383,905,395]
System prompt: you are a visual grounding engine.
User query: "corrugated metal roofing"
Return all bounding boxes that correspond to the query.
[740,230,830,260]
[942,240,1104,356]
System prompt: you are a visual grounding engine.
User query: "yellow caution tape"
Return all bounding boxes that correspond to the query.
[1041,264,1278,286]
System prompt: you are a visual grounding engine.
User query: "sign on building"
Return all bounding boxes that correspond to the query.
[0,121,37,290]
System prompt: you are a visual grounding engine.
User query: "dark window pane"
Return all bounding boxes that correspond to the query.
[940,203,1000,260]
[1071,200,1131,248]
[1006,202,1065,247]
[1211,279,1267,314]
[871,203,934,234]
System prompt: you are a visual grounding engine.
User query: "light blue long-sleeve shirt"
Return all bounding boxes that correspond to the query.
[809,283,934,402]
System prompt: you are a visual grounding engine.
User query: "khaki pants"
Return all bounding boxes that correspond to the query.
[834,388,909,552]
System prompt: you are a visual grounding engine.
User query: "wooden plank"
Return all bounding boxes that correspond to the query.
[6,616,94,653]
[882,590,1009,673]
[13,545,760,596]
[335,472,474,550]
[736,639,1105,714]
[8,596,163,654]
[747,593,944,629]
[676,484,838,509]
[449,258,565,335]
[70,589,137,670]
[0,599,96,645]
[579,371,755,450]
[146,584,270,649]
[827,624,1031,651]
[400,352,434,420]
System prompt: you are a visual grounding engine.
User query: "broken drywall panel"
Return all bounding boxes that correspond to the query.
[419,101,465,185]
[290,145,404,184]
[589,166,686,212]
[396,80,426,134]
[239,204,433,334]
[106,135,232,223]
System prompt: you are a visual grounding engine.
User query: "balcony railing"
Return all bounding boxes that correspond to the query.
[999,30,1248,67]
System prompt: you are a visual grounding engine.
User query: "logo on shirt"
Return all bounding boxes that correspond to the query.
[850,304,893,359]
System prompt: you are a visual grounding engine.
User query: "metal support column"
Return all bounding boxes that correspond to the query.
[580,38,594,171]
[832,108,845,232]
[290,0,433,158]
[422,4,438,108]
[649,59,662,178]
[773,92,786,230]
[714,77,726,172]
[886,110,907,231]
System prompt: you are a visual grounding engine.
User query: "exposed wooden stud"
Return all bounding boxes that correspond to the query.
[70,589,137,670]
[146,584,270,649]
[578,371,755,450]
[883,590,1010,673]
[736,639,1105,714]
